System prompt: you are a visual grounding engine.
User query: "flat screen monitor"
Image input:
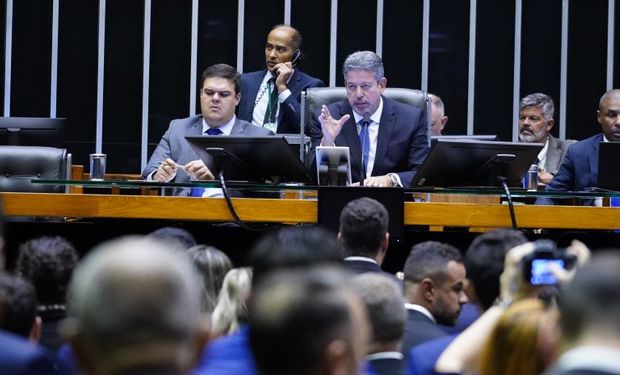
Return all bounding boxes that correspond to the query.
[431,134,497,145]
[315,146,352,186]
[185,135,312,183]
[0,117,66,147]
[410,139,543,188]
[598,142,620,190]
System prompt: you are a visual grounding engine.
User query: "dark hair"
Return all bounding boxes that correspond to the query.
[248,226,344,287]
[148,227,197,250]
[16,236,79,305]
[559,251,620,340]
[200,63,241,94]
[187,245,233,313]
[465,229,528,310]
[403,241,463,284]
[0,274,38,338]
[249,267,356,375]
[339,197,389,257]
[270,24,302,50]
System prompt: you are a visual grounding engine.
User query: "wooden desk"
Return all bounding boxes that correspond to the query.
[2,192,620,230]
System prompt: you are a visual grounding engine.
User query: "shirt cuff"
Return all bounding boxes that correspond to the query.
[278,89,292,103]
[388,173,403,187]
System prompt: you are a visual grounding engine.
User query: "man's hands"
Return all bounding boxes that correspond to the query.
[273,62,293,93]
[538,170,554,186]
[351,175,395,187]
[319,105,350,146]
[153,158,215,182]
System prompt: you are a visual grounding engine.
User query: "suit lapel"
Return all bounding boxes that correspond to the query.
[545,136,562,172]
[589,134,602,186]
[183,117,204,163]
[230,118,246,135]
[338,102,363,178]
[374,97,395,175]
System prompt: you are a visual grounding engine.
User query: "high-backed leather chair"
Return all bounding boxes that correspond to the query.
[0,146,71,193]
[301,87,430,144]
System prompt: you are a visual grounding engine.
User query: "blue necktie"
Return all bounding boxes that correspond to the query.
[359,118,370,180]
[190,127,223,196]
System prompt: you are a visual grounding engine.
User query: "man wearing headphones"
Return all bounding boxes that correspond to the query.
[237,24,325,134]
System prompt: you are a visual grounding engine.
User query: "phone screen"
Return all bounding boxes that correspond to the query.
[530,259,564,285]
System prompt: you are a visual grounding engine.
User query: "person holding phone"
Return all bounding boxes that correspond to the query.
[237,24,325,134]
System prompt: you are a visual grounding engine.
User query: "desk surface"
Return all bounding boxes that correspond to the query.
[2,192,620,230]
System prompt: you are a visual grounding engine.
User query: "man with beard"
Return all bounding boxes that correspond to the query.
[400,241,468,364]
[518,93,576,187]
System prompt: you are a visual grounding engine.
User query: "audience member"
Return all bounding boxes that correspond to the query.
[545,251,620,375]
[310,50,428,187]
[428,94,448,137]
[339,197,394,278]
[142,64,272,195]
[0,202,57,374]
[401,241,467,363]
[537,89,620,205]
[148,227,197,250]
[518,93,576,186]
[249,266,369,375]
[187,244,233,313]
[351,273,406,375]
[211,267,252,338]
[16,235,79,351]
[0,274,41,343]
[237,24,324,134]
[62,236,209,375]
[194,225,344,375]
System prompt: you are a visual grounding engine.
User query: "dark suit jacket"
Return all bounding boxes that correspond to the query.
[142,115,273,194]
[401,309,447,365]
[310,97,428,187]
[545,135,577,175]
[238,69,325,134]
[0,330,56,375]
[368,357,405,375]
[406,335,457,375]
[536,133,602,206]
[545,368,620,375]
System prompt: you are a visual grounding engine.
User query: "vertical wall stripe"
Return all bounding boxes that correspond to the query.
[466,0,477,135]
[512,0,522,142]
[50,0,59,117]
[95,0,106,153]
[376,0,383,57]
[421,0,430,92]
[3,0,13,116]
[284,0,291,24]
[237,0,245,72]
[141,0,152,171]
[189,0,198,115]
[559,0,569,140]
[329,0,337,86]
[607,0,615,89]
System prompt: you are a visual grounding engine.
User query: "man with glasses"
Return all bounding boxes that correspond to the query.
[310,51,428,187]
[237,24,324,134]
[142,64,272,192]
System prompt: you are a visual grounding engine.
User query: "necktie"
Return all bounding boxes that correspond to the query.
[190,127,222,196]
[359,118,370,181]
[263,78,279,125]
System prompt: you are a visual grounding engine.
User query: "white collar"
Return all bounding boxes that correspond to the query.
[555,346,620,373]
[352,97,384,125]
[603,134,611,142]
[404,303,436,323]
[366,352,403,361]
[202,115,236,135]
[344,256,378,264]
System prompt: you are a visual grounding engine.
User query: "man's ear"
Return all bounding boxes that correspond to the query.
[420,278,436,303]
[546,119,555,132]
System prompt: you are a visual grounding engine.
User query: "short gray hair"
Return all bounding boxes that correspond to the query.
[65,236,205,368]
[520,93,554,122]
[343,51,384,81]
[429,93,445,117]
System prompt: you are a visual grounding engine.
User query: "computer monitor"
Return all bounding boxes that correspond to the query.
[431,134,497,145]
[410,139,543,188]
[315,146,352,186]
[0,117,66,147]
[185,135,312,183]
[598,142,620,190]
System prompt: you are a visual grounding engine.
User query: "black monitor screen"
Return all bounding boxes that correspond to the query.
[0,117,66,147]
[185,135,311,183]
[410,139,543,188]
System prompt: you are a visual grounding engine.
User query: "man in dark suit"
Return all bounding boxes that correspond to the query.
[544,252,620,375]
[142,64,272,191]
[400,242,467,365]
[352,273,406,375]
[311,51,428,187]
[339,197,394,278]
[237,24,324,134]
[518,93,576,187]
[536,89,620,205]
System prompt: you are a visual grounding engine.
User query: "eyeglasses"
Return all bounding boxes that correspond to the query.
[201,88,234,98]
[346,82,377,93]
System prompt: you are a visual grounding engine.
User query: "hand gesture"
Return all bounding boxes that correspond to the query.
[274,62,293,91]
[183,159,215,181]
[154,158,179,182]
[319,105,350,145]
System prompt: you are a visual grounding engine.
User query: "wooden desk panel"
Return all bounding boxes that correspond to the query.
[2,192,619,229]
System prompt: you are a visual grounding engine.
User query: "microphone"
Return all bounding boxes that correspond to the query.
[360,115,370,186]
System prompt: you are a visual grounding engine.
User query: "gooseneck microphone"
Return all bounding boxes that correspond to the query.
[360,115,370,186]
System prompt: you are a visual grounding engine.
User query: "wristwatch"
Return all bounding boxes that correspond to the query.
[388,173,400,187]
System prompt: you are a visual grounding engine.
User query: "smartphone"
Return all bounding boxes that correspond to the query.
[528,258,565,285]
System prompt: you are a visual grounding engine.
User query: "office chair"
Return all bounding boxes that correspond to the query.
[0,146,72,193]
